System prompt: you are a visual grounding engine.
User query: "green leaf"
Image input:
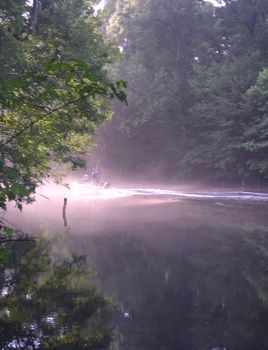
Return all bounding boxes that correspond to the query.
[66,71,75,83]
[0,248,10,262]
[45,61,73,73]
[115,80,127,89]
[68,58,90,72]
[3,226,13,237]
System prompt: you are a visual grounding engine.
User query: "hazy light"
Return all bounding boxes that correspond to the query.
[94,0,106,11]
[205,0,225,6]
[70,182,268,202]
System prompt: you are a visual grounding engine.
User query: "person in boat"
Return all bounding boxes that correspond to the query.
[91,168,101,185]
[81,174,90,181]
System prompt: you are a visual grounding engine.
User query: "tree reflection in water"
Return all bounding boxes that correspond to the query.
[69,221,268,350]
[0,239,112,350]
[2,200,268,350]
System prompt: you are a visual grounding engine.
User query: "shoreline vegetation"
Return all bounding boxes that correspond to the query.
[1,1,268,348]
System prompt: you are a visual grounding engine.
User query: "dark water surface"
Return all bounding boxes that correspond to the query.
[4,185,268,350]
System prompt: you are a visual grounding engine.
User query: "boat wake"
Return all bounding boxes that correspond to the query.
[70,182,268,202]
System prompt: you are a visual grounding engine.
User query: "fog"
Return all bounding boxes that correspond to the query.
[3,178,268,350]
[3,179,268,238]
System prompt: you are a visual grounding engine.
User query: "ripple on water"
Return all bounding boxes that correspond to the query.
[70,183,268,202]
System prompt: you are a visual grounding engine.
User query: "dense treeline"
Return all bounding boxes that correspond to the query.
[95,0,268,184]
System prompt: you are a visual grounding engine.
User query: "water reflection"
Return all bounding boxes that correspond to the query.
[2,189,268,349]
[65,201,268,350]
[0,240,112,349]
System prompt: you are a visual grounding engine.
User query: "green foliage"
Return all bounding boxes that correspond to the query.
[3,227,13,237]
[95,0,268,184]
[241,68,268,177]
[98,0,201,177]
[0,240,113,349]
[0,0,126,209]
[0,248,9,262]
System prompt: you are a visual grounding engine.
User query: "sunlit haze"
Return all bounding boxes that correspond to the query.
[95,0,223,11]
[1,1,268,348]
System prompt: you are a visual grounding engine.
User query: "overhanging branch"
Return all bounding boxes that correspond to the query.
[0,95,88,150]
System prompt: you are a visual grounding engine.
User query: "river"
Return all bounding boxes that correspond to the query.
[3,182,268,350]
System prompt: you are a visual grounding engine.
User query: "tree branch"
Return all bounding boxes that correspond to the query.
[0,95,89,150]
[0,238,35,245]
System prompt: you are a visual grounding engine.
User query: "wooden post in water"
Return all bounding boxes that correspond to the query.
[63,198,68,227]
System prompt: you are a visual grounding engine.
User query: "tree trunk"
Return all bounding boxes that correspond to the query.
[32,0,39,34]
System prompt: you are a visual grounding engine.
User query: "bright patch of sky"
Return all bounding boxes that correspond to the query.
[27,0,107,11]
[27,0,223,12]
[206,0,224,6]
[94,0,224,12]
[94,0,107,11]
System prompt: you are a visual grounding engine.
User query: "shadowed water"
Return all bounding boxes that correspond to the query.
[3,183,268,350]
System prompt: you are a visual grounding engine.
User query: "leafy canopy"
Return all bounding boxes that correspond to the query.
[0,0,127,209]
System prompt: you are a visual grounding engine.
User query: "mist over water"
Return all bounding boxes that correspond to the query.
[2,0,268,347]
[3,181,268,350]
[4,181,268,235]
